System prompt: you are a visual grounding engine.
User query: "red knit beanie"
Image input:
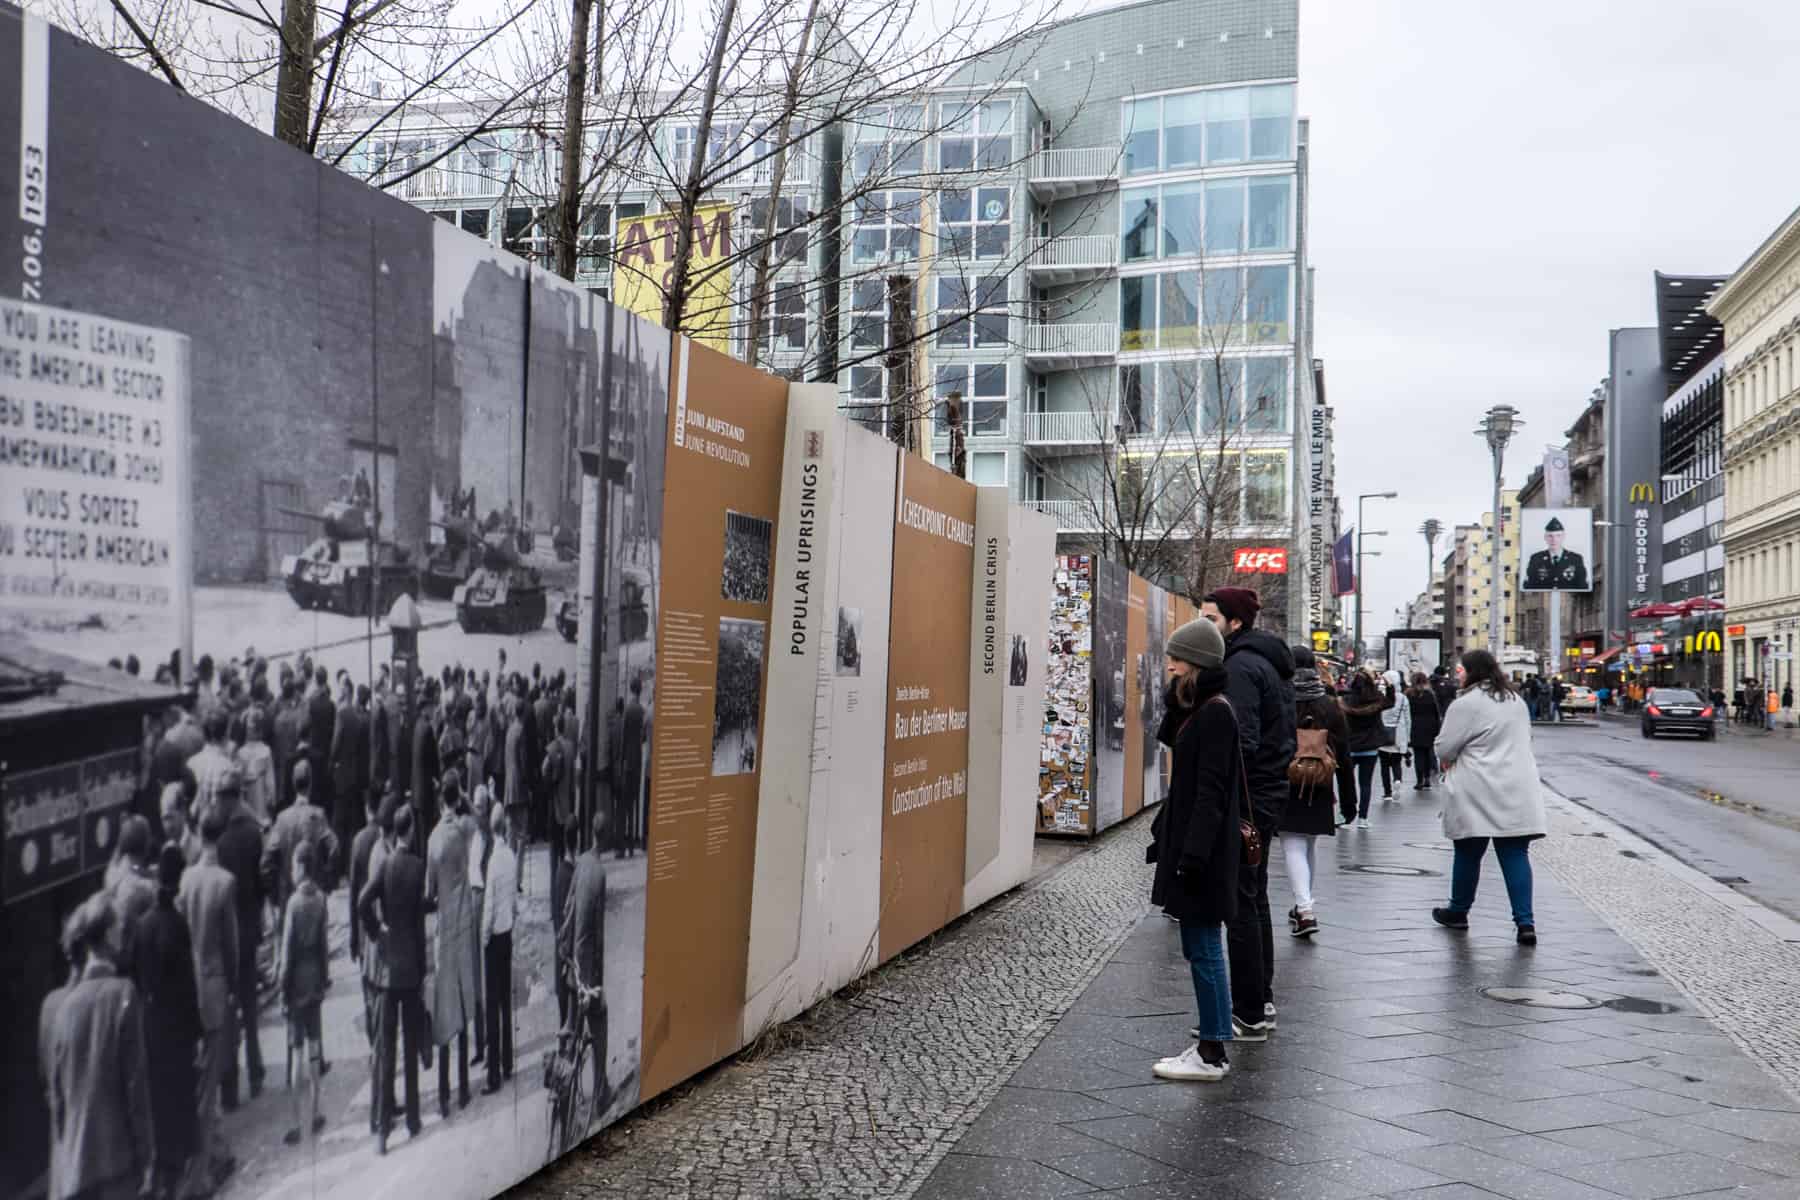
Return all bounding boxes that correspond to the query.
[1205,586,1261,628]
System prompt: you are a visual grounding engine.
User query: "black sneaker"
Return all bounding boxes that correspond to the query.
[1231,1014,1271,1042]
[1431,907,1469,930]
[1291,913,1319,938]
[1517,924,1537,946]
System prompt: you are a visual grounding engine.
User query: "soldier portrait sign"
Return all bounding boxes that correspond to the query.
[1519,506,1593,593]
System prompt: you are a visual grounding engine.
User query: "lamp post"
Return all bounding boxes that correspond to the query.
[1420,519,1442,618]
[1355,491,1397,664]
[1477,405,1522,657]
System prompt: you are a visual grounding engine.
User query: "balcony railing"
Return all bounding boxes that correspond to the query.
[1028,146,1121,183]
[1025,234,1117,274]
[1029,499,1095,531]
[1021,323,1116,359]
[1022,410,1108,444]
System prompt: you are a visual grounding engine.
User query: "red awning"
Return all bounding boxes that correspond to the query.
[1587,648,1622,665]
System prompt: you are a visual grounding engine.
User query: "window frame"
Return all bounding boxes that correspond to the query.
[933,362,1010,437]
[934,274,1010,350]
[851,189,922,267]
[938,185,1013,262]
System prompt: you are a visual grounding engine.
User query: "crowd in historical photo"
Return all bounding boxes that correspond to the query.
[33,639,648,1199]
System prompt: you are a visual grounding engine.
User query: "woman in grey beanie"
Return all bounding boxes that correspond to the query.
[1146,617,1242,1081]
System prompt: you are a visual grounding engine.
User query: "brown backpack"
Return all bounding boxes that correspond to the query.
[1287,718,1336,790]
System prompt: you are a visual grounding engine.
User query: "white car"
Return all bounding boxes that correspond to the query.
[1561,685,1597,713]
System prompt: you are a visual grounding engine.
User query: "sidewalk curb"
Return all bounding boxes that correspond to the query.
[1542,784,1800,944]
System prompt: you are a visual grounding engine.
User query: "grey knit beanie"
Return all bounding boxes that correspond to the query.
[1166,618,1225,669]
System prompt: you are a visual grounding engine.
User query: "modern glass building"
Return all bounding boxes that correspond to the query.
[331,0,1318,633]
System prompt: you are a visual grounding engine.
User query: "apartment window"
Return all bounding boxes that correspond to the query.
[1205,89,1248,164]
[747,195,811,265]
[503,206,534,255]
[934,363,1008,436]
[1203,269,1241,337]
[430,210,455,223]
[1158,271,1200,350]
[935,450,1007,485]
[939,187,1011,260]
[852,190,921,265]
[669,124,697,171]
[460,209,490,239]
[1158,360,1199,436]
[939,98,1013,171]
[1119,364,1148,433]
[1164,93,1204,169]
[1249,85,1295,159]
[850,279,890,351]
[578,204,611,273]
[1120,276,1155,351]
[1121,97,1159,175]
[1247,178,1291,251]
[1199,358,1238,433]
[847,366,887,433]
[1162,183,1203,257]
[935,275,1008,348]
[1204,178,1245,254]
[758,280,807,353]
[852,104,926,179]
[1246,265,1291,344]
[1245,357,1287,431]
[1121,188,1158,262]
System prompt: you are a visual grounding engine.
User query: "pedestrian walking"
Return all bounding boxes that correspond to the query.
[481,806,519,1094]
[44,894,155,1200]
[1431,667,1459,724]
[503,695,529,862]
[211,766,267,1108]
[186,709,238,822]
[1549,676,1567,723]
[572,808,612,1108]
[175,806,240,1195]
[1279,649,1355,938]
[1341,670,1392,828]
[306,667,337,826]
[1146,617,1241,1081]
[264,760,339,910]
[621,680,648,854]
[1521,675,1542,722]
[236,707,276,827]
[1432,649,1546,945]
[1377,669,1410,799]
[1406,673,1442,790]
[1784,682,1794,714]
[411,684,441,835]
[1199,587,1295,1044]
[278,841,330,1146]
[104,815,158,972]
[427,774,479,1117]
[359,802,430,1154]
[333,684,374,853]
[272,677,307,813]
[132,845,203,1200]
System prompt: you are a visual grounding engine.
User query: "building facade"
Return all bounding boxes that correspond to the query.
[329,0,1319,636]
[1710,206,1800,696]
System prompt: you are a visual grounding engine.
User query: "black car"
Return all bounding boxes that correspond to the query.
[1642,687,1716,740]
[556,596,579,643]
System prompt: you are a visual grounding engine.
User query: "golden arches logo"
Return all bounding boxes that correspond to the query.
[1695,631,1722,652]
[1628,482,1657,503]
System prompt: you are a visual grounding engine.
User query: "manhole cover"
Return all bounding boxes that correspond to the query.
[1341,864,1441,877]
[1605,996,1680,1015]
[1404,841,1453,852]
[1481,987,1601,1009]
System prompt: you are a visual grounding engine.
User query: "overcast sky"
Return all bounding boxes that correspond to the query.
[1290,0,1800,647]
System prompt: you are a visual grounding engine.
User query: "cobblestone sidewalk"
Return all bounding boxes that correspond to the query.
[910,788,1800,1200]
[511,824,1157,1199]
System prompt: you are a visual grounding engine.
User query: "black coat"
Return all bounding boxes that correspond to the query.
[1343,679,1393,755]
[1279,693,1356,837]
[359,845,430,990]
[1147,692,1241,925]
[1406,688,1442,745]
[1220,630,1297,826]
[132,900,201,1162]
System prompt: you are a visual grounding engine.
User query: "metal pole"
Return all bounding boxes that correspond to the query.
[1489,442,1504,657]
[1355,495,1366,664]
[368,222,379,691]
[1549,591,1562,689]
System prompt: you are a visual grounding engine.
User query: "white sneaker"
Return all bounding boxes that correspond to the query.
[1159,1041,1198,1065]
[1153,1046,1230,1082]
[1356,817,1371,829]
[1264,1002,1278,1029]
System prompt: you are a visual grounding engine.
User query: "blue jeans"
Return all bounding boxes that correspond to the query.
[1178,919,1233,1042]
[1448,836,1535,926]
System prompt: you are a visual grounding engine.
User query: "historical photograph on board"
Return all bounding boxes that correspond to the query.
[720,511,774,604]
[836,607,864,677]
[1009,634,1029,686]
[712,618,767,775]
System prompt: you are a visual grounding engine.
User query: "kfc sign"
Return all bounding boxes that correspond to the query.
[1233,547,1288,574]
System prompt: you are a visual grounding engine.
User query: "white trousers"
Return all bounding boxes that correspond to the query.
[1284,834,1317,914]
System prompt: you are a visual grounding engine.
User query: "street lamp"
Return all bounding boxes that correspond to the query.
[1420,519,1443,613]
[1355,491,1398,664]
[1476,405,1523,657]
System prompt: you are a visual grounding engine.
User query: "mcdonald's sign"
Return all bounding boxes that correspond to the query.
[1628,482,1657,503]
[1695,630,1722,653]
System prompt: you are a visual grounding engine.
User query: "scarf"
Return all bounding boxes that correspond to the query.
[1293,667,1327,702]
[1155,667,1230,747]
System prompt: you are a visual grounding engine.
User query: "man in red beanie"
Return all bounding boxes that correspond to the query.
[1200,585,1296,1042]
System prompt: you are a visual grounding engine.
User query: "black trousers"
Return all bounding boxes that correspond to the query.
[586,991,608,1102]
[224,934,264,1100]
[376,986,426,1136]
[1379,751,1404,796]
[1349,757,1377,820]
[438,1028,470,1112]
[1226,822,1275,1024]
[484,933,514,1086]
[1411,743,1435,786]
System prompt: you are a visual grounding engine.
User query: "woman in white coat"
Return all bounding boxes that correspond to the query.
[1431,649,1546,945]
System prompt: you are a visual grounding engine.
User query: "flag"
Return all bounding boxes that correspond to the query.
[1332,529,1356,596]
[1544,444,1572,507]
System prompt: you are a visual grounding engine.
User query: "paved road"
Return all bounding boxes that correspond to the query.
[1534,717,1800,924]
